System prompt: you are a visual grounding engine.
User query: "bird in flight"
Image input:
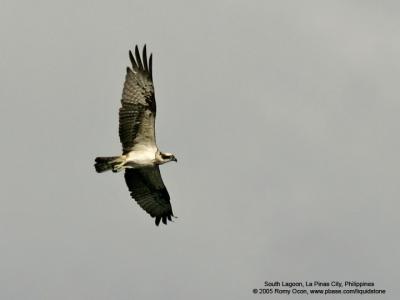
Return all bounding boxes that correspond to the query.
[94,45,177,226]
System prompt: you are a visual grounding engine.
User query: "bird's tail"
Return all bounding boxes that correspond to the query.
[94,156,125,173]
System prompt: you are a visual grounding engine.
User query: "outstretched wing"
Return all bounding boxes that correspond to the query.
[119,45,157,154]
[124,167,174,226]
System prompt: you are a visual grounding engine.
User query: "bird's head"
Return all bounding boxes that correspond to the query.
[158,151,178,164]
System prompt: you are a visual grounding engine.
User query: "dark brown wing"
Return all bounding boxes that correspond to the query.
[119,45,157,154]
[124,167,174,225]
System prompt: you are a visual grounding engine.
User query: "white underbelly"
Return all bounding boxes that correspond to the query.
[125,147,157,168]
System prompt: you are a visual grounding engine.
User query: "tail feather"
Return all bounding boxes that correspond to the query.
[94,156,124,173]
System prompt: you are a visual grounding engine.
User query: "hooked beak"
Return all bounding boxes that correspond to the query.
[172,156,178,162]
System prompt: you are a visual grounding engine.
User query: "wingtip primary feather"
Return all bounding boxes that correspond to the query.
[129,50,138,70]
[154,215,174,226]
[143,44,148,71]
[135,45,144,70]
[149,54,153,76]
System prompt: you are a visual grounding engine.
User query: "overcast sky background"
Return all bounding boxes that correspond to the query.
[1,1,399,299]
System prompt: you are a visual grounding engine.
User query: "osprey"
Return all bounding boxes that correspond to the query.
[94,45,177,226]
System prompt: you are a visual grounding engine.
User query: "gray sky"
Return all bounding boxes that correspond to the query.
[1,1,399,299]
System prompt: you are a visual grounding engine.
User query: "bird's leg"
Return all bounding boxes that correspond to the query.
[111,157,127,173]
